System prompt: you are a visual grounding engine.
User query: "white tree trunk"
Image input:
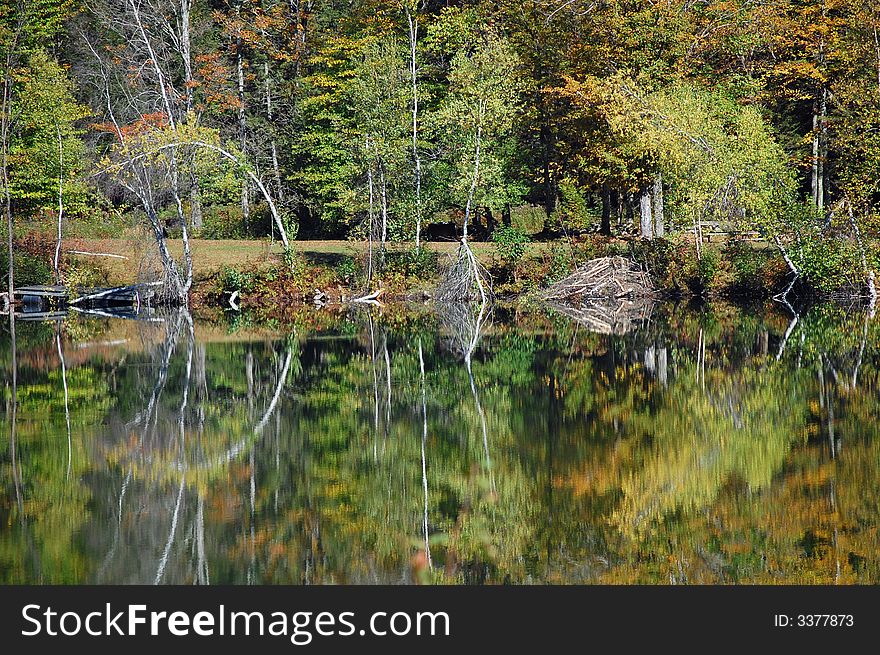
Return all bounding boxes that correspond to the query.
[463,118,483,242]
[652,172,664,237]
[407,10,423,251]
[379,158,388,251]
[237,45,250,226]
[639,187,653,239]
[54,123,64,282]
[264,62,285,207]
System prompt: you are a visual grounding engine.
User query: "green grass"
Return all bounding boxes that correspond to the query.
[67,238,509,286]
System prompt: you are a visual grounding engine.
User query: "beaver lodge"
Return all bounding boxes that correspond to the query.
[540,256,656,335]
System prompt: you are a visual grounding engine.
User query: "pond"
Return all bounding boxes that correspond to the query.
[1,301,879,584]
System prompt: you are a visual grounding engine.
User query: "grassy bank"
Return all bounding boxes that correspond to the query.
[10,230,872,315]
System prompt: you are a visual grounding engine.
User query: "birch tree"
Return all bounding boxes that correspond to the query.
[436,30,520,302]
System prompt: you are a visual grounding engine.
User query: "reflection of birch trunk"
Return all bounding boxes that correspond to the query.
[776,310,799,361]
[135,312,183,441]
[178,313,195,449]
[154,472,186,585]
[383,335,392,443]
[253,348,292,434]
[56,330,72,480]
[852,312,869,389]
[368,312,379,461]
[825,358,836,458]
[195,495,209,584]
[657,346,668,387]
[418,337,431,568]
[8,311,22,516]
[246,349,254,417]
[97,466,132,581]
[249,447,256,584]
[817,356,836,458]
[695,327,707,390]
[465,299,494,493]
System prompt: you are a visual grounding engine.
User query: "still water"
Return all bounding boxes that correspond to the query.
[1,302,879,584]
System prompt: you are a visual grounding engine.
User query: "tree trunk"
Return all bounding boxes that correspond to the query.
[625,193,634,230]
[180,0,202,231]
[366,145,374,286]
[407,10,422,251]
[600,186,611,236]
[653,172,665,237]
[817,87,827,213]
[236,41,250,229]
[541,121,555,219]
[3,54,14,306]
[378,158,388,252]
[463,118,482,242]
[639,187,653,239]
[264,62,285,209]
[485,206,495,235]
[54,123,64,283]
[874,25,880,91]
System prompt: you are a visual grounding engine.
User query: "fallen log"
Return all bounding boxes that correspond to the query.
[67,250,128,259]
[350,288,386,305]
[68,281,164,307]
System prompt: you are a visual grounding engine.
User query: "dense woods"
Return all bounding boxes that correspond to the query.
[5,1,880,587]
[2,0,880,303]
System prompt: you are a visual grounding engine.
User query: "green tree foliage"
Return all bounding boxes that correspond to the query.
[433,29,523,228]
[8,49,88,216]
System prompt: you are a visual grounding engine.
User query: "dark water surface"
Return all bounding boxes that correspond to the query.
[2,302,879,584]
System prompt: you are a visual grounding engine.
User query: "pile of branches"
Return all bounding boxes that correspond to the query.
[541,256,656,335]
[541,256,654,303]
[547,297,656,335]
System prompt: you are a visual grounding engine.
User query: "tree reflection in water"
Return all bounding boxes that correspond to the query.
[2,302,880,584]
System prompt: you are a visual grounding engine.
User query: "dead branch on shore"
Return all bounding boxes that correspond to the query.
[436,240,493,303]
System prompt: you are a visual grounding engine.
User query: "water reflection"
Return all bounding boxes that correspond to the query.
[1,302,880,584]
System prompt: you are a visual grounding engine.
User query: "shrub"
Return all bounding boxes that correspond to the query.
[219,265,254,293]
[492,225,530,267]
[385,247,440,279]
[551,181,599,232]
[546,243,575,284]
[695,248,721,289]
[725,241,770,294]
[335,256,360,285]
[64,262,109,291]
[2,232,55,286]
[0,251,52,286]
[627,237,679,286]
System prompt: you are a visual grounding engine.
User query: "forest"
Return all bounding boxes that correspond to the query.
[6,0,880,587]
[1,0,880,306]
